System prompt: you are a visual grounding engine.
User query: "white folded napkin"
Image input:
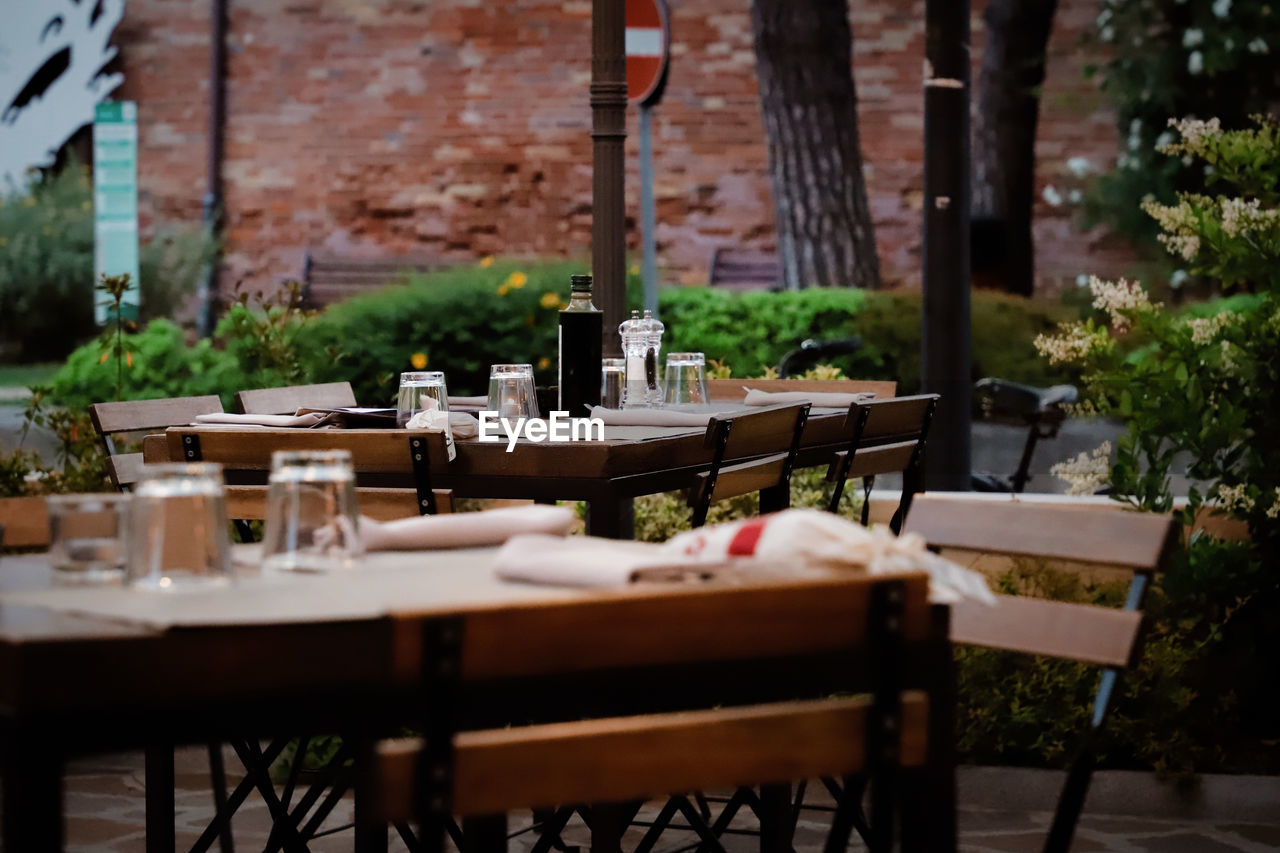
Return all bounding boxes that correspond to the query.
[742,388,877,408]
[194,412,328,428]
[448,395,488,408]
[404,400,479,439]
[357,505,576,551]
[495,508,994,604]
[587,406,728,427]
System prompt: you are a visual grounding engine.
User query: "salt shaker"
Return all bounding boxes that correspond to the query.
[619,310,649,409]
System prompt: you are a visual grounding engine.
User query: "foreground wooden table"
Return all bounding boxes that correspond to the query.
[0,548,955,852]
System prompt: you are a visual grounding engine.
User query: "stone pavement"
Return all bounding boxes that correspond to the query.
[49,748,1280,853]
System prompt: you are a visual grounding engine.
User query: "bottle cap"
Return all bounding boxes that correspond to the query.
[570,274,593,293]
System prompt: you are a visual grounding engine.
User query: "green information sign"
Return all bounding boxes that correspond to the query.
[93,101,140,324]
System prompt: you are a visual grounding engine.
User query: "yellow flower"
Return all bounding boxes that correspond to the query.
[506,271,527,289]
[537,357,551,371]
[0,237,7,247]
[479,256,494,268]
[540,292,561,309]
[125,351,133,368]
[99,352,109,364]
[81,201,91,211]
[497,284,510,296]
[410,352,428,369]
[629,263,641,275]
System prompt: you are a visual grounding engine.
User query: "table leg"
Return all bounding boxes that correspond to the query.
[145,743,177,853]
[3,722,63,851]
[585,495,634,539]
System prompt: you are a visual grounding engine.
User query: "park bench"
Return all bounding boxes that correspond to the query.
[301,252,445,309]
[708,247,781,291]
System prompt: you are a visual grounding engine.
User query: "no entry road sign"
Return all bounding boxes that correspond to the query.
[626,0,670,107]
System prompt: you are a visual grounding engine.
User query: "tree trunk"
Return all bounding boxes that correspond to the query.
[971,0,1058,297]
[749,0,881,290]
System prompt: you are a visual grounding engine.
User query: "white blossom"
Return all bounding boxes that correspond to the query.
[1042,185,1064,206]
[1186,311,1237,345]
[1051,442,1112,496]
[1188,50,1204,75]
[1266,487,1280,520]
[1212,0,1231,16]
[1169,117,1222,147]
[1183,28,1205,48]
[1170,269,1190,289]
[1090,276,1154,330]
[1034,322,1111,365]
[1220,197,1279,237]
[1155,130,1176,149]
[1076,273,1090,288]
[1214,483,1255,514]
[1247,37,1269,54]
[1067,156,1095,177]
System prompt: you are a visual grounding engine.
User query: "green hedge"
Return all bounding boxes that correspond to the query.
[48,261,1079,406]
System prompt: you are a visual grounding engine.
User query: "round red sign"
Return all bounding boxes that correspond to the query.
[626,0,670,106]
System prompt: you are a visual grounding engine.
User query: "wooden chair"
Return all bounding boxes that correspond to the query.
[168,427,454,518]
[707,248,781,291]
[686,403,810,528]
[88,395,224,490]
[234,381,358,415]
[827,394,939,531]
[359,571,953,853]
[904,494,1180,853]
[706,377,898,402]
[302,252,444,309]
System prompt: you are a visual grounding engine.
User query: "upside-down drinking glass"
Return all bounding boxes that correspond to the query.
[261,450,362,572]
[662,352,711,406]
[127,463,231,590]
[486,364,540,419]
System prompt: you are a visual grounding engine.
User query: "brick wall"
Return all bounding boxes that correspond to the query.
[112,0,1132,299]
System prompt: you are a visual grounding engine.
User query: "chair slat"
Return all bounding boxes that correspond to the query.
[859,395,940,441]
[374,694,929,819]
[167,428,453,471]
[390,573,932,683]
[828,441,917,482]
[703,454,789,503]
[89,396,224,435]
[234,382,358,415]
[108,453,146,489]
[951,595,1143,668]
[904,496,1179,570]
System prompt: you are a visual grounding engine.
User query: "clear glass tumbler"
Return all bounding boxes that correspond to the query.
[396,371,450,427]
[600,358,626,409]
[486,364,540,419]
[127,463,231,590]
[261,450,362,573]
[46,493,129,584]
[662,352,711,406]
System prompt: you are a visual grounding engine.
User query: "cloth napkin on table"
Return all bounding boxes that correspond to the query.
[742,388,877,408]
[448,395,488,409]
[356,505,576,551]
[587,406,729,427]
[194,412,329,428]
[495,508,995,604]
[405,407,481,438]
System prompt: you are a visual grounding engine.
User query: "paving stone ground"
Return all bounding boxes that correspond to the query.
[46,748,1280,853]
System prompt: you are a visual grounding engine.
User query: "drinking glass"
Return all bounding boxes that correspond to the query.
[46,493,129,584]
[662,352,711,406]
[261,450,362,572]
[396,371,450,427]
[486,364,540,419]
[127,463,231,590]
[601,358,626,409]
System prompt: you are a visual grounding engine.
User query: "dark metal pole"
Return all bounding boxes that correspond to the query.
[922,0,972,490]
[198,0,228,338]
[592,0,628,356]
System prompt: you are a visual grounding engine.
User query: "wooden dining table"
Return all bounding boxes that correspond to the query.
[150,406,859,538]
[0,545,955,852]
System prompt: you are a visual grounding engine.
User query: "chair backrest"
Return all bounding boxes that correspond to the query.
[707,377,898,402]
[687,403,810,527]
[0,496,50,548]
[828,394,939,528]
[707,248,781,291]
[234,382,358,415]
[373,572,940,834]
[89,395,225,489]
[903,494,1179,666]
[167,427,453,515]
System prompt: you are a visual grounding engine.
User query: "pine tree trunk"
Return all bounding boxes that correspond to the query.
[750,0,881,290]
[972,0,1058,297]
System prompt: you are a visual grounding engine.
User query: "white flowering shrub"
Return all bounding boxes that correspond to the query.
[1038,116,1279,536]
[1083,0,1280,255]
